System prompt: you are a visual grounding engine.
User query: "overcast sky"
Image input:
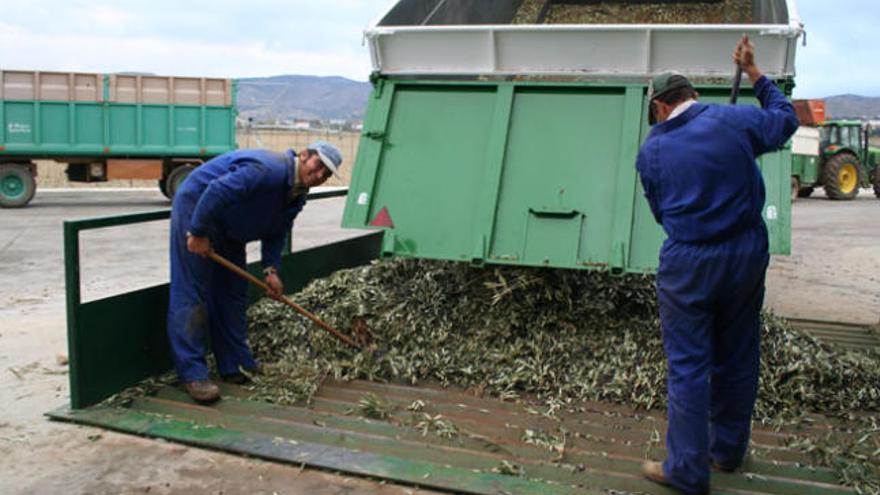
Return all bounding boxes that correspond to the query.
[0,1,876,98]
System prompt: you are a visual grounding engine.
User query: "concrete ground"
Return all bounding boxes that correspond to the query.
[1,187,878,494]
[764,189,880,325]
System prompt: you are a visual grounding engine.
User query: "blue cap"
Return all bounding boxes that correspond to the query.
[308,141,343,178]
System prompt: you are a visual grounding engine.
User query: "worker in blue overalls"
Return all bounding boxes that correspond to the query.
[167,141,343,403]
[637,36,798,494]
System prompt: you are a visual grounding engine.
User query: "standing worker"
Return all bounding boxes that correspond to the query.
[167,142,343,403]
[637,36,798,494]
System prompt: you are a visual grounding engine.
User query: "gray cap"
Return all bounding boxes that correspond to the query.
[650,72,694,101]
[308,141,343,178]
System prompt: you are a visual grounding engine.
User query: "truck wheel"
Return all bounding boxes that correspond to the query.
[790,177,799,201]
[166,165,196,200]
[823,153,860,200]
[797,187,814,198]
[158,177,171,200]
[0,163,37,208]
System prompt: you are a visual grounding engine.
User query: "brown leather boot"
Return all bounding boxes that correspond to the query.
[641,461,669,486]
[184,380,220,403]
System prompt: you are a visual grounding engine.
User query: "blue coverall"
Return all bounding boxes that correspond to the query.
[167,149,306,383]
[636,76,798,494]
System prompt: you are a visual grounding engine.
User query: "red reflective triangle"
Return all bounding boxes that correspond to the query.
[369,206,395,228]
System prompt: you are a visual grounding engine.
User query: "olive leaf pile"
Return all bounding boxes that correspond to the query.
[513,0,753,25]
[247,258,879,420]
[244,258,879,491]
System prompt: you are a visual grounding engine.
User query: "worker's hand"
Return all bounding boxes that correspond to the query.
[186,234,211,257]
[733,35,762,83]
[265,272,284,300]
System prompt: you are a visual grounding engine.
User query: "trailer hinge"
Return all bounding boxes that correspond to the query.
[365,131,386,141]
[372,76,387,99]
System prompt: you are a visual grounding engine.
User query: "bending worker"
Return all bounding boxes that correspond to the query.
[637,36,798,494]
[167,142,343,403]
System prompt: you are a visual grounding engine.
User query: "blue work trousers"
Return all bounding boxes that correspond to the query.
[167,197,257,382]
[658,225,769,495]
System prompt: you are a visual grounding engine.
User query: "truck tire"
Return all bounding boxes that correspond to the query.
[0,163,37,208]
[158,177,171,200]
[797,186,814,198]
[822,153,860,200]
[790,176,799,201]
[166,164,196,200]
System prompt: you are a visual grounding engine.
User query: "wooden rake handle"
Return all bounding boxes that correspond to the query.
[206,250,360,349]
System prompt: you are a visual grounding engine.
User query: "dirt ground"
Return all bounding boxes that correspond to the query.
[0,187,878,494]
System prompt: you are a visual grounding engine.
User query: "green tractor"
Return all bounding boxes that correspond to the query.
[791,120,880,200]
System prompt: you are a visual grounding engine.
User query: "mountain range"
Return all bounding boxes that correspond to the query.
[235,75,880,123]
[237,75,372,123]
[823,95,880,121]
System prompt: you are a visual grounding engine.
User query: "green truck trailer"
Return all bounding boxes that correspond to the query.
[0,70,237,207]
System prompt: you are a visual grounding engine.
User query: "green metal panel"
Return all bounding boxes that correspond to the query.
[3,102,35,145]
[40,102,69,145]
[344,79,793,272]
[367,84,498,261]
[109,105,137,147]
[75,104,103,146]
[143,106,170,147]
[205,107,232,151]
[792,154,819,186]
[174,107,200,148]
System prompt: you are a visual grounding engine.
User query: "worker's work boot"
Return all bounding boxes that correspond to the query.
[641,461,669,486]
[221,365,262,385]
[711,456,744,473]
[184,380,220,403]
[711,461,738,473]
[221,373,247,385]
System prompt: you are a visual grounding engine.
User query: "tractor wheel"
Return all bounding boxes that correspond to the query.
[797,187,815,198]
[822,153,861,200]
[0,163,37,208]
[166,164,196,200]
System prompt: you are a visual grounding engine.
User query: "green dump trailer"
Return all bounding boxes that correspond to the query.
[0,70,237,207]
[342,0,803,273]
[52,2,860,494]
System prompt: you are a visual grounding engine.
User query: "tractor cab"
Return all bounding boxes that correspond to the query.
[819,120,866,158]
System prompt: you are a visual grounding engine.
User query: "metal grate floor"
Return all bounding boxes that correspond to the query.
[49,379,853,495]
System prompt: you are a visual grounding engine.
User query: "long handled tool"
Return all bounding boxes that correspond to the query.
[730,65,743,105]
[207,250,362,349]
[730,34,748,104]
